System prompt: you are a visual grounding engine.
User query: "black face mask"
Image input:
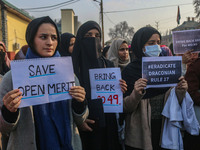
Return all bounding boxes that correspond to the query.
[82,37,102,59]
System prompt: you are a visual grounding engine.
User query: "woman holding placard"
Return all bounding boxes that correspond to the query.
[72,21,127,150]
[0,16,88,150]
[107,38,131,149]
[122,27,188,150]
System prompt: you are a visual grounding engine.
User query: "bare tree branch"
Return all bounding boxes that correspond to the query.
[108,21,134,44]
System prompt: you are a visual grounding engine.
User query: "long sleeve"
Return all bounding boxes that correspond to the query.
[185,59,200,105]
[72,75,88,126]
[123,90,144,113]
[0,71,20,133]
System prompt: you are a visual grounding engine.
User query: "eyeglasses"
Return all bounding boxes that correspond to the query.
[119,48,129,51]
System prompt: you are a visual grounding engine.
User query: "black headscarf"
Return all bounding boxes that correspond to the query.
[59,33,75,56]
[0,51,9,75]
[26,16,60,56]
[72,21,102,99]
[122,27,168,99]
[131,26,161,59]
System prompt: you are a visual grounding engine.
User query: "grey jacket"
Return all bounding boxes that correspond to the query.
[0,71,88,150]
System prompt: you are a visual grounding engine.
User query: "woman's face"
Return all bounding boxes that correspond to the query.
[84,29,100,38]
[68,37,75,54]
[143,34,161,52]
[34,23,58,57]
[118,43,129,61]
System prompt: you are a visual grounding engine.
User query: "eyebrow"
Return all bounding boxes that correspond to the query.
[39,33,57,36]
[148,40,160,42]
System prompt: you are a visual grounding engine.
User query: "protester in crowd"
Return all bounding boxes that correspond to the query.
[160,45,173,56]
[0,16,88,150]
[59,32,75,56]
[102,45,110,58]
[184,52,200,150]
[14,45,28,60]
[107,38,130,150]
[0,42,10,68]
[72,20,127,150]
[0,42,10,75]
[107,38,130,71]
[176,49,198,76]
[122,27,188,150]
[0,74,3,150]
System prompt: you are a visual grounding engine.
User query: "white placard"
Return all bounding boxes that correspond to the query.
[11,57,75,108]
[89,68,123,113]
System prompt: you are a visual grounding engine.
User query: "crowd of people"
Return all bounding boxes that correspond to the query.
[0,16,199,150]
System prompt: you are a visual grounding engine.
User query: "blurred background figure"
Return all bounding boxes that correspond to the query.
[59,32,75,56]
[102,45,110,58]
[184,51,200,150]
[14,45,28,60]
[0,42,10,75]
[107,38,130,71]
[176,50,198,76]
[160,45,173,56]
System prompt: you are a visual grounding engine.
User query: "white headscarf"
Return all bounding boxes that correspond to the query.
[107,38,130,71]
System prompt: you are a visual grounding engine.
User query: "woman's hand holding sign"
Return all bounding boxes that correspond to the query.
[176,76,188,92]
[3,89,22,112]
[134,78,147,96]
[175,76,188,104]
[119,79,127,93]
[69,86,86,102]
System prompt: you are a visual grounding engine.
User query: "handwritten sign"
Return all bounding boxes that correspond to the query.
[172,29,200,54]
[142,56,182,88]
[11,57,75,108]
[89,68,123,113]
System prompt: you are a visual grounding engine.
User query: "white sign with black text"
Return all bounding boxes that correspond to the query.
[11,57,75,108]
[142,56,182,88]
[89,68,123,113]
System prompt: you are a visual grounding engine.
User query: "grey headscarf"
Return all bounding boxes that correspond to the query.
[107,38,130,71]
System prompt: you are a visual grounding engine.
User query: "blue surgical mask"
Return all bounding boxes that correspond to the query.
[143,45,162,57]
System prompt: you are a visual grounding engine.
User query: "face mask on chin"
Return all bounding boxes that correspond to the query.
[143,45,162,57]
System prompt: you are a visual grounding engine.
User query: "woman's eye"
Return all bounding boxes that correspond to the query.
[95,34,100,38]
[40,35,46,39]
[85,33,92,37]
[52,36,57,40]
[148,43,154,45]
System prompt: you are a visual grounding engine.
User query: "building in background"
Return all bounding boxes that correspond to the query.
[172,17,200,31]
[162,17,200,48]
[60,9,80,35]
[0,0,33,59]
